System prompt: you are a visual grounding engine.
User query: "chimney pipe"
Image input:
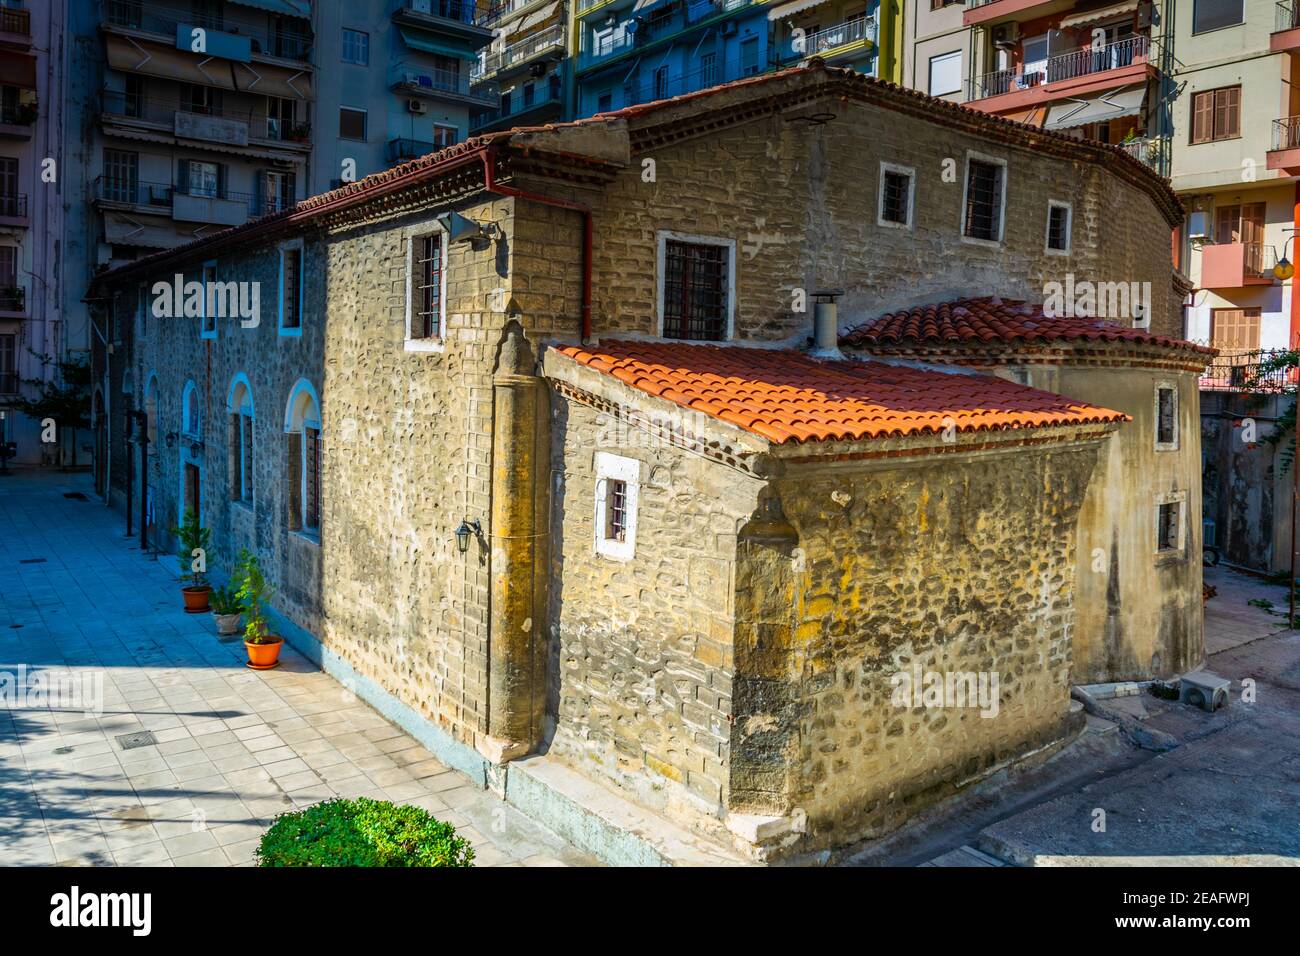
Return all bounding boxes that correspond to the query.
[810,289,845,359]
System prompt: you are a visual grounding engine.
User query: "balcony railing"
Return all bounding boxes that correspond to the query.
[101,0,313,60]
[798,16,877,56]
[394,0,483,27]
[0,97,37,126]
[93,176,173,207]
[395,64,474,97]
[1200,349,1294,393]
[93,176,269,219]
[1273,115,1300,151]
[100,90,309,143]
[969,35,1149,99]
[0,285,25,313]
[472,23,565,81]
[0,193,27,218]
[476,0,540,27]
[1278,1,1300,32]
[1119,136,1163,169]
[0,7,31,36]
[387,137,441,162]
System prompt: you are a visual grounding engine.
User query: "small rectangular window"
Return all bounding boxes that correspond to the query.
[1156,387,1177,448]
[1157,502,1180,552]
[928,50,962,97]
[410,233,444,341]
[1192,0,1244,33]
[432,123,457,149]
[605,479,628,542]
[662,239,729,340]
[281,247,302,330]
[1046,202,1071,252]
[341,28,369,65]
[880,168,912,226]
[339,107,367,141]
[201,262,218,337]
[963,158,1004,242]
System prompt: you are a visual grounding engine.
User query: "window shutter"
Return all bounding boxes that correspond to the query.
[1214,87,1239,139]
[1191,92,1211,144]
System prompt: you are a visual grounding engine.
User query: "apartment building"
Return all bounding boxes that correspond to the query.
[469,0,569,133]
[1,1,68,464]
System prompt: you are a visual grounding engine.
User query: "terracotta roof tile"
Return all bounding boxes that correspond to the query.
[840,297,1215,355]
[555,341,1127,446]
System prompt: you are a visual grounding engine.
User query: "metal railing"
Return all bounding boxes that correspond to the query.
[395,64,474,96]
[473,90,563,128]
[686,0,750,24]
[575,0,613,13]
[1200,348,1294,393]
[387,137,439,162]
[1278,1,1300,33]
[798,16,877,56]
[476,0,543,27]
[0,193,27,218]
[0,97,37,126]
[93,176,173,207]
[1273,115,1300,151]
[969,35,1148,99]
[1119,136,1163,169]
[101,0,313,60]
[0,7,31,35]
[0,285,24,312]
[473,23,565,80]
[394,0,483,27]
[100,89,309,142]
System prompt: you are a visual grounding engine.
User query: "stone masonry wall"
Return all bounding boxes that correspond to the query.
[753,441,1101,848]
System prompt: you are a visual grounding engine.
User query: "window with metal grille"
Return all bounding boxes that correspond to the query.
[305,426,321,530]
[281,248,301,329]
[411,233,443,340]
[963,159,1003,241]
[605,479,627,542]
[1157,387,1176,447]
[1046,202,1070,251]
[662,240,728,340]
[881,170,911,225]
[1157,502,1180,551]
[241,414,254,501]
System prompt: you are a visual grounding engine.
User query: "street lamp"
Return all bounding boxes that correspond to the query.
[455,518,481,554]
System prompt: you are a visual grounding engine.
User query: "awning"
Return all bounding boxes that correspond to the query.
[1042,86,1146,130]
[1058,0,1139,30]
[226,0,312,17]
[768,0,830,21]
[101,125,308,163]
[103,212,215,250]
[501,0,561,40]
[399,27,479,61]
[0,52,36,90]
[233,60,313,99]
[106,34,239,91]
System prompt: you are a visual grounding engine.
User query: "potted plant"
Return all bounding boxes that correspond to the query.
[235,548,283,669]
[287,121,310,142]
[170,508,211,612]
[210,583,242,636]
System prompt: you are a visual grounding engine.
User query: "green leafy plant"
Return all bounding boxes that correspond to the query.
[12,352,90,468]
[255,797,474,867]
[233,548,275,643]
[210,584,241,615]
[168,508,210,587]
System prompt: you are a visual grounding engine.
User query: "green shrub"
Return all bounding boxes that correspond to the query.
[255,797,475,867]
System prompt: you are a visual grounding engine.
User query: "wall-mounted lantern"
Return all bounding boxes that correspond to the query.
[455,518,482,554]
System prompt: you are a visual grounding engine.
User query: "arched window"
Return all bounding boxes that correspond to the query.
[144,373,159,449]
[181,380,201,439]
[283,378,321,534]
[228,374,255,504]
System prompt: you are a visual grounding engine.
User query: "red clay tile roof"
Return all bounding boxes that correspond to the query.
[555,341,1127,445]
[840,297,1215,355]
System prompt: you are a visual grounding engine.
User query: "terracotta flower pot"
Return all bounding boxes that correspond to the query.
[182,585,212,613]
[245,637,284,670]
[214,612,242,636]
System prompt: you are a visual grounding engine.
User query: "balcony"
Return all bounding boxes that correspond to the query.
[100,90,311,150]
[1200,349,1294,394]
[794,16,877,62]
[93,176,174,209]
[1269,116,1300,175]
[391,64,497,108]
[1119,136,1166,171]
[387,137,442,163]
[577,0,751,70]
[472,23,566,83]
[1273,1,1300,52]
[0,283,26,316]
[393,0,493,44]
[472,77,564,131]
[968,35,1152,111]
[100,0,314,62]
[0,193,28,228]
[0,7,31,48]
[0,94,36,138]
[477,0,549,27]
[1201,242,1276,290]
[963,0,1073,27]
[93,176,255,226]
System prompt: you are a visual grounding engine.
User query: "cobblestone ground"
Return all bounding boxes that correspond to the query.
[0,469,595,867]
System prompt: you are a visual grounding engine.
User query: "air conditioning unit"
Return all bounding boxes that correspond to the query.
[407,99,427,114]
[1179,671,1230,712]
[991,22,1019,47]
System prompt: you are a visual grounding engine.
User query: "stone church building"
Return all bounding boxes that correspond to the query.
[88,62,1210,861]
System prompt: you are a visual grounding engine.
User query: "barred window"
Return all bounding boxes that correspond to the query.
[605,479,627,542]
[662,239,729,341]
[1156,387,1177,448]
[305,425,321,530]
[963,159,1004,242]
[281,247,302,330]
[411,233,443,340]
[1046,202,1071,252]
[880,169,912,226]
[1157,502,1180,552]
[241,414,254,500]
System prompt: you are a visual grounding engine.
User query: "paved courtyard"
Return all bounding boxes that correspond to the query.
[0,469,594,867]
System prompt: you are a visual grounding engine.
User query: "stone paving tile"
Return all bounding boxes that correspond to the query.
[0,471,597,867]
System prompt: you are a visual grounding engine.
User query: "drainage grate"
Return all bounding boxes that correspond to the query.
[63,492,88,501]
[19,558,46,565]
[115,730,158,751]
